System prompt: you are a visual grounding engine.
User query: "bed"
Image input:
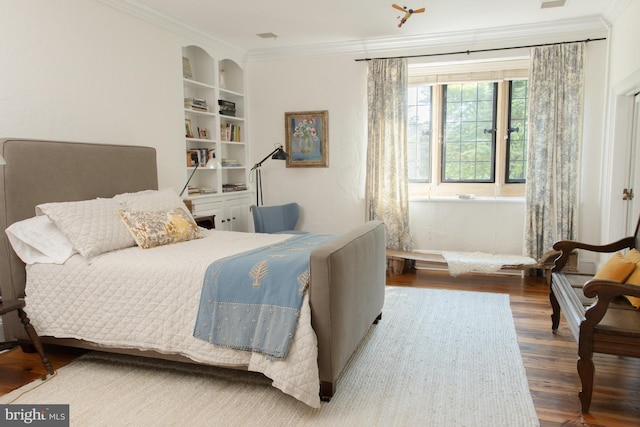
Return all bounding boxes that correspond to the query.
[0,138,386,408]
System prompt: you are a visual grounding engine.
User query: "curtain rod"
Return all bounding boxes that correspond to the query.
[354,37,606,62]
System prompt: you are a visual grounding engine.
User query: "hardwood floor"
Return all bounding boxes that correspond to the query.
[1,268,639,425]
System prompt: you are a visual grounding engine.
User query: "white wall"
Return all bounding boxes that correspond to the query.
[248,37,608,255]
[247,56,368,233]
[600,0,640,245]
[0,0,634,261]
[0,0,243,194]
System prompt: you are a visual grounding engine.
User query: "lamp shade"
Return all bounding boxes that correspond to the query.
[271,147,289,160]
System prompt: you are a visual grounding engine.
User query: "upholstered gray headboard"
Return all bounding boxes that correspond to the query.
[0,139,158,335]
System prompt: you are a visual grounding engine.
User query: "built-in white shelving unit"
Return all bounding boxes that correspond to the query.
[181,46,251,231]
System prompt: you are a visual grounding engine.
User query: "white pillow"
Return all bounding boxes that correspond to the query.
[5,215,77,264]
[114,188,195,220]
[36,198,136,260]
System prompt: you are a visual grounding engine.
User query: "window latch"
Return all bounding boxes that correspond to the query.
[507,126,520,133]
[483,128,496,134]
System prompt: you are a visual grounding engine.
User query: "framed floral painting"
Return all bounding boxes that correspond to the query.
[284,110,328,167]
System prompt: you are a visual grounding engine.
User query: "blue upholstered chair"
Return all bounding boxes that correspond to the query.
[250,203,307,234]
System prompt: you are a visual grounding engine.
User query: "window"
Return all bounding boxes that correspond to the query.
[407,60,529,197]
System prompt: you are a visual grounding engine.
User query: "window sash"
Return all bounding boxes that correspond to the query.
[441,82,498,183]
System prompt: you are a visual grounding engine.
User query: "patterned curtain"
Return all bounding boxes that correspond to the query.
[366,58,413,251]
[524,42,585,259]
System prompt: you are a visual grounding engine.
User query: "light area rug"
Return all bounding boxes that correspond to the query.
[442,251,538,277]
[1,287,539,426]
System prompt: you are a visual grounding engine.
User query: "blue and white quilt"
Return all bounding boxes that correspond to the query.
[193,233,335,359]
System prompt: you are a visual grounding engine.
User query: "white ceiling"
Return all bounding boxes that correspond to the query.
[129,0,623,53]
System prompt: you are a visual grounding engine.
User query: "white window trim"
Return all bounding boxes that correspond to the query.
[408,58,530,199]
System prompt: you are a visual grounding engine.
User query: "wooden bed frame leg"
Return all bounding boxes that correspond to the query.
[18,308,55,375]
[320,381,335,402]
[373,312,382,324]
[318,313,382,402]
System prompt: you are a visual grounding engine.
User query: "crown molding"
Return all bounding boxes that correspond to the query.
[97,1,609,64]
[247,15,609,62]
[96,0,247,63]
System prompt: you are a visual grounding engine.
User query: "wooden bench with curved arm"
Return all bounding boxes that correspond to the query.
[550,218,640,413]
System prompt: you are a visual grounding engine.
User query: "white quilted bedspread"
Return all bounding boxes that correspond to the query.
[25,230,321,408]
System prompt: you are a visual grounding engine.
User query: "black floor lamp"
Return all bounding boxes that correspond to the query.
[251,145,288,205]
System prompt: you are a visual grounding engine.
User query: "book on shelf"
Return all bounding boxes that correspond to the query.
[199,186,216,194]
[187,148,215,167]
[221,159,241,167]
[184,97,209,111]
[222,183,247,192]
[219,123,241,142]
[187,186,217,196]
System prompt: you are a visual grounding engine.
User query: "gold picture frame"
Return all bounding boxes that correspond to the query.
[185,119,194,138]
[198,127,210,139]
[284,110,328,168]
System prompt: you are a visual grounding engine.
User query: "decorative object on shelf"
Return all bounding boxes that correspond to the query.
[218,99,236,116]
[185,119,194,138]
[205,150,218,170]
[0,154,5,165]
[182,57,193,79]
[285,110,329,168]
[198,127,210,139]
[250,145,289,205]
[219,68,225,89]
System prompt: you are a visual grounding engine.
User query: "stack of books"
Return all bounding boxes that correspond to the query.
[186,148,214,167]
[218,99,236,116]
[221,159,241,167]
[185,97,209,112]
[222,183,247,192]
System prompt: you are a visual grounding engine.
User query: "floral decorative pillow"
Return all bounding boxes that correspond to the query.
[119,207,202,249]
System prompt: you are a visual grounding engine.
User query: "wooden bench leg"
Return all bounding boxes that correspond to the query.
[391,259,405,275]
[549,286,561,333]
[577,327,595,413]
[17,308,55,376]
